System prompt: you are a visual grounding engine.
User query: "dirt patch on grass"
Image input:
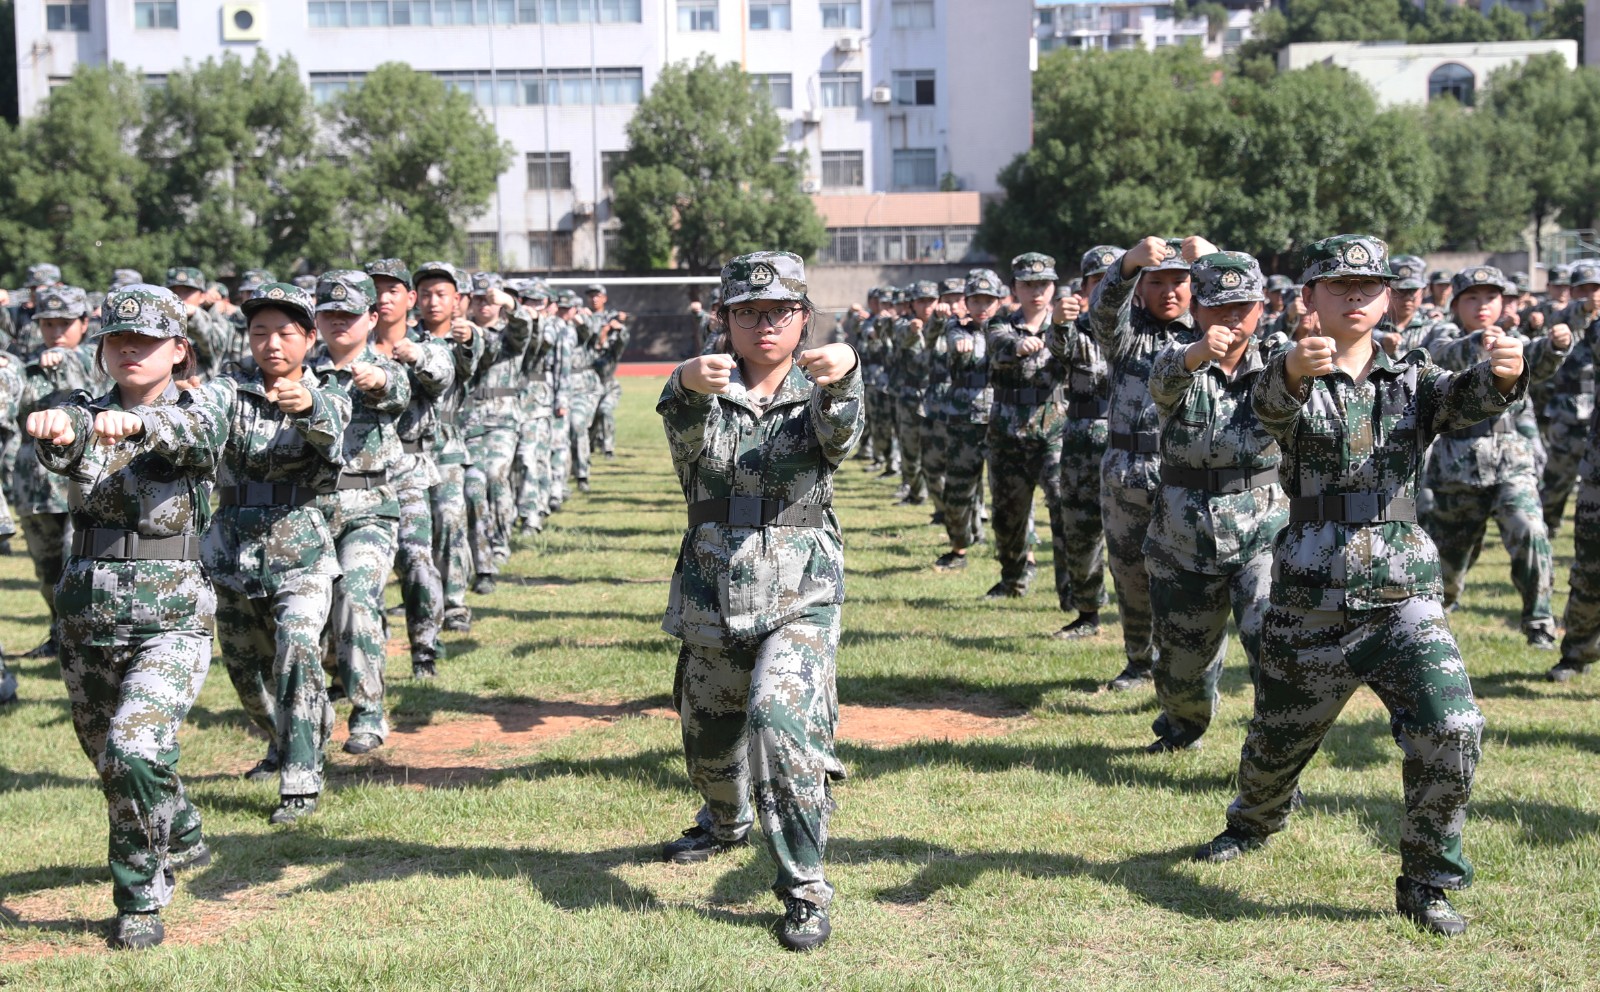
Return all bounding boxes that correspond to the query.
[837,700,1024,746]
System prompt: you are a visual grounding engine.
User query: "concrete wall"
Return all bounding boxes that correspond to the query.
[1279,39,1579,107]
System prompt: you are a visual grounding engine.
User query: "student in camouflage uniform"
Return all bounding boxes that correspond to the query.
[1428,269,1454,312]
[586,285,630,460]
[565,286,624,492]
[1549,314,1600,682]
[165,267,233,381]
[888,282,938,505]
[657,251,862,953]
[15,285,99,659]
[859,289,900,477]
[311,271,410,752]
[1195,235,1525,938]
[1539,261,1598,535]
[513,281,562,536]
[366,259,453,678]
[463,275,535,592]
[842,289,879,463]
[9,263,65,359]
[1046,246,1118,637]
[1374,256,1436,356]
[933,270,1004,571]
[24,285,214,950]
[920,278,965,525]
[139,283,351,824]
[1086,238,1198,689]
[1144,252,1287,752]
[1422,266,1569,648]
[547,292,584,512]
[414,263,484,633]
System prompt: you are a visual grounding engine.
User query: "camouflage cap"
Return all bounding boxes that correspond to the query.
[165,266,206,290]
[365,258,412,289]
[1549,263,1572,287]
[293,274,320,292]
[1266,274,1295,293]
[208,281,230,301]
[871,285,895,301]
[1299,234,1395,285]
[317,270,377,314]
[1063,278,1082,295]
[413,261,463,292]
[910,280,940,301]
[1012,252,1058,283]
[939,277,966,297]
[1511,271,1531,293]
[1080,246,1123,278]
[238,269,275,294]
[1570,261,1600,287]
[33,285,89,320]
[1428,269,1453,284]
[1389,255,1427,291]
[964,268,1006,298]
[1190,251,1266,308]
[556,290,582,308]
[26,263,61,287]
[518,279,551,303]
[585,283,606,295]
[111,268,144,290]
[720,251,809,307]
[94,284,186,340]
[241,282,317,327]
[1150,239,1192,273]
[471,271,504,297]
[1450,265,1506,298]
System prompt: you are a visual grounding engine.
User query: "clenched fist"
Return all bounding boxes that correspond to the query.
[680,354,736,394]
[797,343,857,385]
[1017,336,1046,357]
[1186,324,1234,371]
[26,409,76,447]
[266,378,314,415]
[1481,328,1524,387]
[1122,236,1173,277]
[1054,296,1082,323]
[392,338,421,365]
[1549,322,1573,351]
[349,362,389,393]
[92,410,144,444]
[1180,236,1219,263]
[450,319,476,344]
[1286,335,1337,383]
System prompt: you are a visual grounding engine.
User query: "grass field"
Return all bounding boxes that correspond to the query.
[2,377,1599,991]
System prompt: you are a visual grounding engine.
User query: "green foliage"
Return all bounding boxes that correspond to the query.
[1536,0,1587,62]
[1420,100,1531,251]
[1474,53,1600,235]
[613,55,826,274]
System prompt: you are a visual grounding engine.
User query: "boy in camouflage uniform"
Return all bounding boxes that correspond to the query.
[1144,252,1287,752]
[1374,256,1437,356]
[547,292,584,512]
[586,285,630,460]
[166,266,233,381]
[1539,261,1598,535]
[860,290,900,476]
[1195,235,1526,937]
[462,275,535,592]
[889,282,938,505]
[26,284,216,949]
[657,251,863,952]
[920,278,965,525]
[933,270,1004,571]
[311,271,411,752]
[138,283,351,825]
[513,281,562,535]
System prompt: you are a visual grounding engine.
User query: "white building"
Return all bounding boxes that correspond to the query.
[14,0,1033,272]
[1033,0,1263,60]
[1278,39,1580,107]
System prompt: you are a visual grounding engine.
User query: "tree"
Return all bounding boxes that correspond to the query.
[1536,0,1586,62]
[1476,54,1599,239]
[322,63,513,269]
[612,55,826,273]
[1422,99,1531,251]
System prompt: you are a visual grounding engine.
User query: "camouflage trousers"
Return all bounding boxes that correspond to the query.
[466,428,519,575]
[1057,419,1108,614]
[19,511,72,632]
[58,627,210,913]
[217,575,336,797]
[393,455,443,659]
[322,491,398,740]
[922,415,948,519]
[940,420,988,550]
[567,375,602,484]
[1227,598,1482,888]
[515,414,554,524]
[1559,477,1600,665]
[1147,554,1269,748]
[987,433,1064,593]
[549,411,570,506]
[1540,418,1590,534]
[1426,479,1555,635]
[430,462,472,622]
[894,398,927,502]
[0,485,18,540]
[1100,473,1157,669]
[674,608,842,908]
[590,378,621,456]
[866,390,899,470]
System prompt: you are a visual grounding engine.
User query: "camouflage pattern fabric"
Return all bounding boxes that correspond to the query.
[431,463,472,624]
[566,370,601,484]
[1541,418,1588,533]
[1539,305,1596,532]
[1560,478,1600,666]
[1049,311,1110,613]
[589,314,629,457]
[392,455,442,658]
[860,315,899,470]
[986,309,1066,595]
[464,308,537,567]
[514,414,554,525]
[940,314,995,550]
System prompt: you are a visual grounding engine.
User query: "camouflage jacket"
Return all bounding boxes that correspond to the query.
[658,359,865,646]
[888,316,930,404]
[1086,260,1197,490]
[1425,328,1566,487]
[1146,345,1287,574]
[1048,312,1109,418]
[16,345,98,515]
[186,305,242,380]
[310,343,410,475]
[464,308,535,434]
[1377,311,1438,356]
[572,310,620,393]
[550,317,581,411]
[1253,347,1524,611]
[924,315,952,419]
[136,366,350,599]
[1541,304,1596,427]
[38,383,215,641]
[860,316,893,392]
[518,313,565,415]
[425,323,486,465]
[592,321,629,382]
[388,327,455,446]
[987,310,1065,442]
[944,315,995,424]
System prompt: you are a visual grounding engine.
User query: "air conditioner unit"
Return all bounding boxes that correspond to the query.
[222,1,264,42]
[801,179,821,194]
[870,86,893,105]
[834,37,861,53]
[571,201,595,218]
[799,108,822,124]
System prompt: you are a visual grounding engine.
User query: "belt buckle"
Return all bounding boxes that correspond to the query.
[245,482,271,505]
[726,497,763,528]
[1345,493,1380,522]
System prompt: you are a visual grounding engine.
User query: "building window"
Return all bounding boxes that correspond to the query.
[601,228,622,265]
[1429,63,1475,107]
[891,148,938,191]
[820,1,860,28]
[820,225,977,264]
[891,0,933,29]
[749,0,789,29]
[821,150,864,190]
[465,233,500,271]
[750,73,793,109]
[892,70,935,106]
[134,1,178,28]
[46,2,89,30]
[678,0,717,30]
[528,231,575,270]
[310,72,367,103]
[309,0,640,26]
[819,72,861,108]
[527,152,574,190]
[433,68,643,106]
[601,151,627,187]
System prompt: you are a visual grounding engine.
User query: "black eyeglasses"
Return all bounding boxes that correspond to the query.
[729,306,803,330]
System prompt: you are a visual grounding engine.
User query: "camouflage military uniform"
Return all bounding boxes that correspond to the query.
[566,311,608,488]
[1217,236,1517,895]
[139,283,351,801]
[889,284,938,504]
[37,287,213,917]
[1086,243,1197,678]
[660,252,863,918]
[515,306,565,529]
[860,304,899,473]
[590,312,629,458]
[939,273,1002,553]
[1539,287,1597,534]
[464,303,535,576]
[920,309,953,520]
[1144,254,1287,749]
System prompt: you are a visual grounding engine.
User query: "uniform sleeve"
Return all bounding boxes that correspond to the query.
[810,355,866,467]
[1250,350,1306,445]
[452,327,484,383]
[1524,334,1570,385]
[33,402,93,474]
[496,307,536,363]
[657,365,720,465]
[130,376,235,469]
[292,373,352,464]
[1046,317,1081,361]
[413,339,455,399]
[1089,262,1138,358]
[1147,343,1200,416]
[1419,357,1525,439]
[359,354,412,413]
[988,322,1026,371]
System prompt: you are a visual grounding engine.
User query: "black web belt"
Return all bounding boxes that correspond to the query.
[71,528,201,561]
[953,372,987,389]
[1109,430,1160,454]
[1160,464,1279,494]
[1445,417,1515,440]
[472,386,520,401]
[1289,493,1417,524]
[995,386,1058,405]
[1065,397,1109,420]
[216,483,320,508]
[335,469,390,491]
[687,497,829,529]
[401,438,427,454]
